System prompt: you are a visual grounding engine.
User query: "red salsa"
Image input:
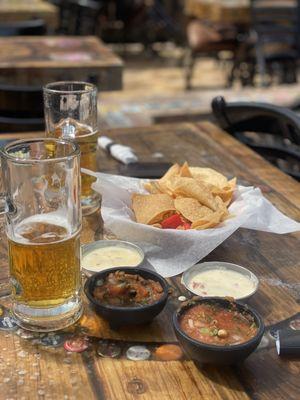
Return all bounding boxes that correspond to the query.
[92,270,164,307]
[179,302,257,346]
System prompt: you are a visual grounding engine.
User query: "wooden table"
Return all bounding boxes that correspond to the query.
[0,122,300,399]
[184,0,250,24]
[0,36,123,91]
[0,0,58,30]
[184,0,296,25]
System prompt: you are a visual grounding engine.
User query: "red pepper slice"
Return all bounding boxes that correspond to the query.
[183,222,191,230]
[161,214,183,229]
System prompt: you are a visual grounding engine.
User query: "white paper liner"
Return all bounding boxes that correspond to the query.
[83,169,300,277]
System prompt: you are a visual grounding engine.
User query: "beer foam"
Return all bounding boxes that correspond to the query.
[12,212,73,244]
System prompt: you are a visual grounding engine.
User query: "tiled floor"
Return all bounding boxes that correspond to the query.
[100,51,300,128]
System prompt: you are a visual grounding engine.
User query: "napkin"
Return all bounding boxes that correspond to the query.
[83,170,300,277]
[98,136,138,164]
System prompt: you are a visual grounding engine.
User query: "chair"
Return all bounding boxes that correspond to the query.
[250,0,300,86]
[0,19,47,36]
[211,96,300,180]
[73,0,103,35]
[184,20,239,90]
[55,0,103,35]
[0,85,44,133]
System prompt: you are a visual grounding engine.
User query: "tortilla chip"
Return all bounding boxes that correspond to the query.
[172,177,218,211]
[157,180,175,197]
[132,193,176,225]
[191,211,223,229]
[227,177,237,189]
[160,163,180,182]
[174,197,213,222]
[190,167,228,189]
[223,198,232,207]
[212,178,236,204]
[179,162,192,178]
[144,181,163,194]
[215,195,228,217]
[151,223,162,229]
[216,190,234,204]
[156,164,182,196]
[215,197,230,223]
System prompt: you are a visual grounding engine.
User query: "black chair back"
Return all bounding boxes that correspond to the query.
[211,96,300,180]
[56,0,103,35]
[75,0,103,35]
[0,85,44,132]
[0,19,47,36]
[250,0,300,84]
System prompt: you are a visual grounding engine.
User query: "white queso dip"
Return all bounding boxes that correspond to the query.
[82,246,143,272]
[188,268,255,298]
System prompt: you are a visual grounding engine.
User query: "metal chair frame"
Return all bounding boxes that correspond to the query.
[211,96,300,181]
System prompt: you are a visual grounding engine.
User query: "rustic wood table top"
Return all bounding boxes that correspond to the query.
[0,0,58,29]
[0,36,123,91]
[0,122,299,399]
[184,0,250,24]
[184,0,296,24]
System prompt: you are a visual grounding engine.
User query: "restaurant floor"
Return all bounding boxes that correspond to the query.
[101,46,300,128]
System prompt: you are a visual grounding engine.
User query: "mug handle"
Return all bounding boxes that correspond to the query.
[0,159,8,295]
[0,156,5,214]
[0,282,10,297]
[0,194,5,215]
[0,218,9,297]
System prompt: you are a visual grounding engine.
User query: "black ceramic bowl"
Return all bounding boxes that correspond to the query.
[84,267,169,328]
[173,297,265,365]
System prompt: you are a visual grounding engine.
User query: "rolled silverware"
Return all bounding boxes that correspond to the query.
[98,136,138,164]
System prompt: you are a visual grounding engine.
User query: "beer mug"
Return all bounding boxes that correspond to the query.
[0,138,82,331]
[43,81,100,215]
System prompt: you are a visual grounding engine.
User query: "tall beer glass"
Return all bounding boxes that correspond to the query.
[43,81,100,215]
[0,138,82,331]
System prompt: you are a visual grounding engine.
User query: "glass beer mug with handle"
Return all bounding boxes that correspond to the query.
[43,81,100,215]
[0,138,82,331]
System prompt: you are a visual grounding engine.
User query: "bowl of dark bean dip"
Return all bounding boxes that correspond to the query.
[84,267,169,328]
[173,297,264,365]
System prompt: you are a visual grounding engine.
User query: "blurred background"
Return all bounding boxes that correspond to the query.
[0,0,299,178]
[60,0,300,129]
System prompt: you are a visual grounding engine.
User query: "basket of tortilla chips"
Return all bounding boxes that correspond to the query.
[86,163,299,277]
[132,162,236,230]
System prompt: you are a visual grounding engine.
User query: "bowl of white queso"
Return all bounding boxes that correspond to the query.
[81,240,145,276]
[182,261,259,301]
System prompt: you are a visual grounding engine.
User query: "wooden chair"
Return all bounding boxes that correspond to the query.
[0,19,47,36]
[55,0,103,35]
[250,0,300,86]
[184,20,239,90]
[211,96,300,181]
[0,85,44,133]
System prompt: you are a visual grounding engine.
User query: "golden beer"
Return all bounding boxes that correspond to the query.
[2,137,82,331]
[50,118,100,213]
[76,128,98,198]
[8,217,81,307]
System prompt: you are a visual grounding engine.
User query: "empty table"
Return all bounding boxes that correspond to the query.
[0,0,58,30]
[0,36,123,90]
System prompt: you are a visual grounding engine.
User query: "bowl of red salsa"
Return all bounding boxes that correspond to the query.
[173,297,264,365]
[84,267,169,328]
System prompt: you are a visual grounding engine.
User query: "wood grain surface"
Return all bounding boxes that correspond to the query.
[184,0,296,24]
[0,0,58,29]
[0,36,123,91]
[184,0,250,24]
[0,122,299,400]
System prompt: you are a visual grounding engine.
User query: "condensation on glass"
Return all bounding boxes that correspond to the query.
[43,81,100,215]
[0,138,82,331]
